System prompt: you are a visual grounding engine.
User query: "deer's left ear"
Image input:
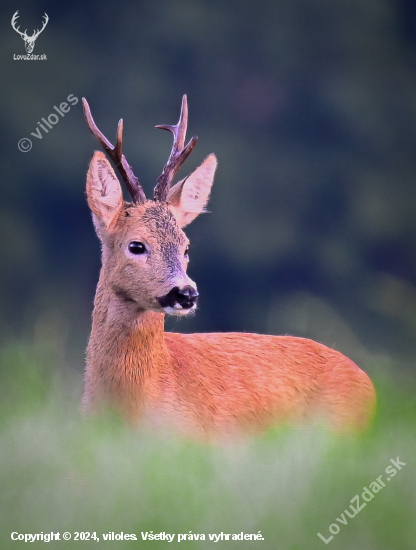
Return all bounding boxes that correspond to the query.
[168,154,217,228]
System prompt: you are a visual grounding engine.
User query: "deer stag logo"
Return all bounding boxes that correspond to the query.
[11,11,49,54]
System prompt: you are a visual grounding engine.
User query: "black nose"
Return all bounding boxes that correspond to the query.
[157,285,199,310]
[176,286,199,309]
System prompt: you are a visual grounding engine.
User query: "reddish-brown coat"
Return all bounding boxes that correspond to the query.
[83,113,376,439]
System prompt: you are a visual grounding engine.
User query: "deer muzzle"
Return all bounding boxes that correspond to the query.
[157,285,199,312]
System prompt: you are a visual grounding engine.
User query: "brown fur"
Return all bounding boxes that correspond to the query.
[83,150,376,439]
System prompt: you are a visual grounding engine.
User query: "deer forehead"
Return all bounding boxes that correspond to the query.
[116,201,187,248]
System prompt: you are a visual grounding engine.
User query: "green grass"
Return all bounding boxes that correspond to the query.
[0,339,415,550]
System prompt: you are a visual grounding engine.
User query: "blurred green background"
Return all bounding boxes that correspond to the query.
[1,0,416,548]
[2,0,416,368]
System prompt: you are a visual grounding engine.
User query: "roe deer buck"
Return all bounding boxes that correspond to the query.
[82,95,375,438]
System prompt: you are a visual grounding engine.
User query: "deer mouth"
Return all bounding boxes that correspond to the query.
[157,285,199,314]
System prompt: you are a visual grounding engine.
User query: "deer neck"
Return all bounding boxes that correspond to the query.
[85,267,172,415]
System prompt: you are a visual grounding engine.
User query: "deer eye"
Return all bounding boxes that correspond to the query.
[184,246,190,258]
[128,241,146,255]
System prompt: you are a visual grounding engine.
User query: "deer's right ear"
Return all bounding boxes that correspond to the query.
[86,151,123,233]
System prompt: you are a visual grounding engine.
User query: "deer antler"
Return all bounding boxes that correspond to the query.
[82,98,146,204]
[154,95,198,202]
[11,11,28,38]
[32,13,49,40]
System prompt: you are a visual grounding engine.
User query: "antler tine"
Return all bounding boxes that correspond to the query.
[33,13,49,38]
[156,94,188,150]
[154,95,198,202]
[11,11,26,37]
[82,98,146,204]
[115,119,123,161]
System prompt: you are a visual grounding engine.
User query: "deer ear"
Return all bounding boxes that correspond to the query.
[168,154,217,228]
[86,151,123,233]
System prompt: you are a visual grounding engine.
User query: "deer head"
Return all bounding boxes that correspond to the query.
[83,96,217,315]
[11,11,48,54]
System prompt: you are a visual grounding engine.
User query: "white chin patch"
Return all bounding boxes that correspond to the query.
[163,305,195,316]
